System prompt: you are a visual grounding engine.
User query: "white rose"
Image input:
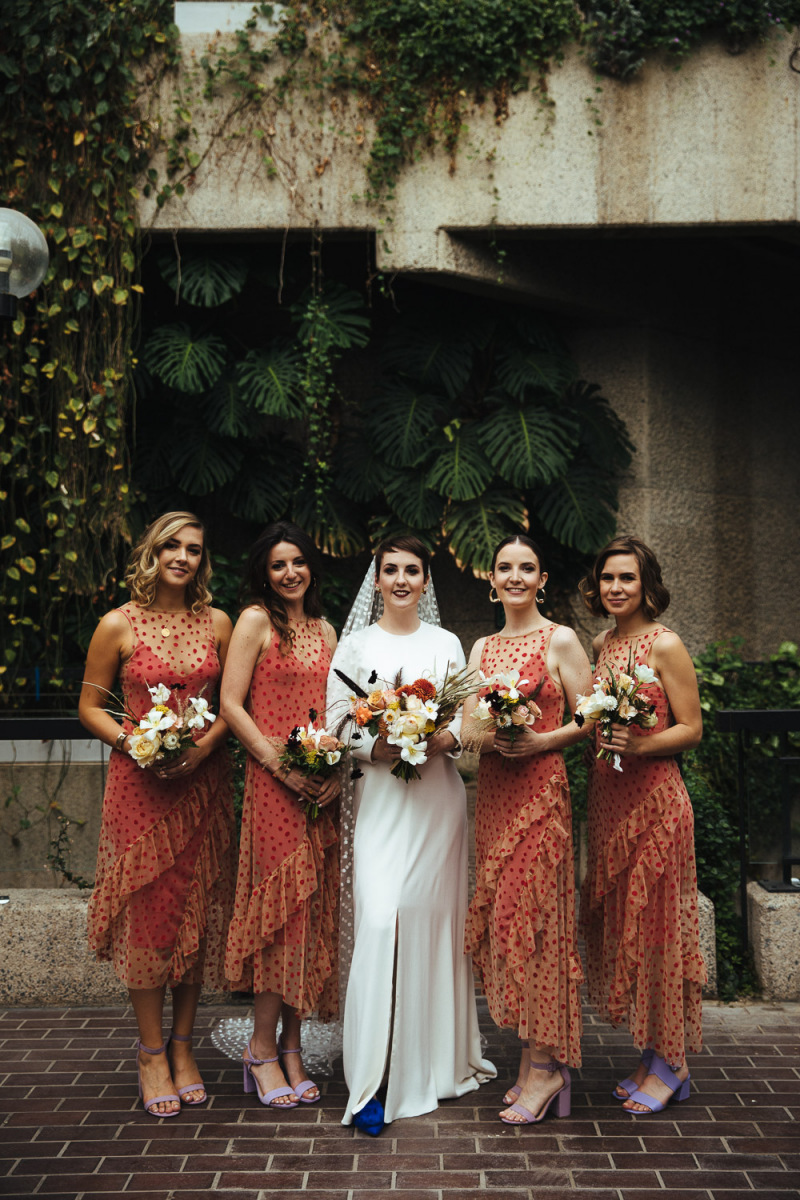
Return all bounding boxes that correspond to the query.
[129,733,160,768]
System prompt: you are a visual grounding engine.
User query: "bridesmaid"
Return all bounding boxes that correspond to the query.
[80,512,236,1117]
[222,522,339,1109]
[463,533,591,1125]
[578,535,704,1113]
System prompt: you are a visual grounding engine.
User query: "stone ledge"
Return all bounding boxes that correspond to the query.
[1,884,719,1006]
[0,889,226,1006]
[747,880,800,1001]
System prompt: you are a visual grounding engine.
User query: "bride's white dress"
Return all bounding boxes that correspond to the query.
[327,620,495,1125]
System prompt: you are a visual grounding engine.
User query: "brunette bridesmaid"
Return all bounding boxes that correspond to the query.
[222,522,339,1109]
[579,535,704,1113]
[463,534,591,1125]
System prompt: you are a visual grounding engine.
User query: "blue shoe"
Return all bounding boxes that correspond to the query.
[352,1096,385,1136]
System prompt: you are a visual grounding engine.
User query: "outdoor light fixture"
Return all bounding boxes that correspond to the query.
[0,208,50,319]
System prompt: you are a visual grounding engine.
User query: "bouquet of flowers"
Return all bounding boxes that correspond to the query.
[335,664,480,783]
[574,655,659,772]
[278,712,347,819]
[127,682,216,768]
[473,669,544,746]
[86,680,216,769]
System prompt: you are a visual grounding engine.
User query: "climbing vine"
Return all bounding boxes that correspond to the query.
[0,0,177,704]
[3,0,800,710]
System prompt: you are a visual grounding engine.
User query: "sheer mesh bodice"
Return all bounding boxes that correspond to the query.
[87,604,235,990]
[580,627,705,1065]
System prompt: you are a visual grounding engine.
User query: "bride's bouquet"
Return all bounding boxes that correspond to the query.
[335,664,480,783]
[473,669,544,746]
[574,654,659,772]
[278,713,347,819]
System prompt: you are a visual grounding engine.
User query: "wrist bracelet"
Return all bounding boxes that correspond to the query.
[273,762,291,782]
[114,731,128,752]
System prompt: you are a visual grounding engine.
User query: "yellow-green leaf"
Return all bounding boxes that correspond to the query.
[1,536,15,551]
[18,557,36,575]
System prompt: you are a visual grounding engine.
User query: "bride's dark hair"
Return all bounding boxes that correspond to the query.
[374,534,430,579]
[240,521,323,654]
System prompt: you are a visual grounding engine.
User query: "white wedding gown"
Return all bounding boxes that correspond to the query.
[327,621,495,1125]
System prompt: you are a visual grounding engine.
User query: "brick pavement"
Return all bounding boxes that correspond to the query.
[1,997,798,1200]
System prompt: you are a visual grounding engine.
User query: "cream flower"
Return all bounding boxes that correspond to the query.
[147,682,172,705]
[187,696,215,729]
[400,739,428,766]
[129,733,161,767]
[634,664,659,686]
[161,730,181,751]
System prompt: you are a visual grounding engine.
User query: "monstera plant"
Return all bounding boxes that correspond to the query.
[136,247,633,577]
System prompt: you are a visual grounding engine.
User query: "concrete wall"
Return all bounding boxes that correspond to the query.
[142,29,800,239]
[136,19,800,659]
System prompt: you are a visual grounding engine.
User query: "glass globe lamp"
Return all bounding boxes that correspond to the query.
[0,208,50,319]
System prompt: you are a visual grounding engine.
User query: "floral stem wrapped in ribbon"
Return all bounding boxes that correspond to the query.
[278,709,347,819]
[574,651,659,772]
[335,664,480,783]
[473,669,545,746]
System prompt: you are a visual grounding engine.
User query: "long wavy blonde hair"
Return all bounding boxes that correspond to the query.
[125,511,213,613]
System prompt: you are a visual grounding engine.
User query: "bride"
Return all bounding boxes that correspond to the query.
[327,535,495,1132]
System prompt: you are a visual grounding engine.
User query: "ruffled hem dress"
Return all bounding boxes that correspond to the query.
[87,604,236,990]
[465,624,583,1067]
[579,626,705,1066]
[224,619,339,1020]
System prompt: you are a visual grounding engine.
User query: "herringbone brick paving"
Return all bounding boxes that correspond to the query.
[1,997,798,1199]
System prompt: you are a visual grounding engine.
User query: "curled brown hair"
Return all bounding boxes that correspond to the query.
[579,535,670,620]
[240,521,323,655]
[126,511,212,613]
[374,534,430,579]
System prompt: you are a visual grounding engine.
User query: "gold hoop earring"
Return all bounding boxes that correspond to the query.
[536,588,546,605]
[489,587,501,604]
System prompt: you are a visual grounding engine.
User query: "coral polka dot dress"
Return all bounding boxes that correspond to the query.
[87,604,236,990]
[580,628,705,1066]
[465,625,583,1067]
[224,620,338,1019]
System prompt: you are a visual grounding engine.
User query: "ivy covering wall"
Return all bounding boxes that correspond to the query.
[2,0,799,707]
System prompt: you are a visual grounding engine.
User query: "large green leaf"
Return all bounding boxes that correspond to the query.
[532,456,620,553]
[566,381,634,471]
[365,383,443,468]
[384,468,444,527]
[292,283,371,352]
[368,512,441,556]
[157,250,249,307]
[292,489,368,558]
[171,433,242,495]
[382,320,475,399]
[335,436,386,502]
[144,323,227,393]
[494,342,576,399]
[226,455,297,523]
[479,398,579,487]
[202,376,253,436]
[426,425,494,501]
[443,488,529,576]
[236,342,303,418]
